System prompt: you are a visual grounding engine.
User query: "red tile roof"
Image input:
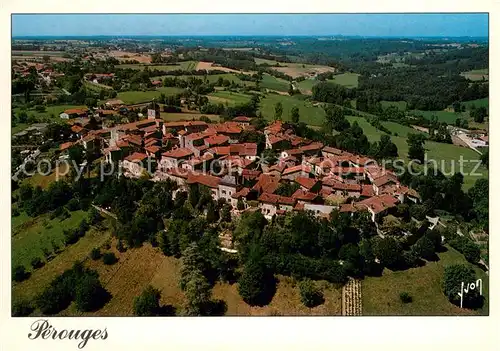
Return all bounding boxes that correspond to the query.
[64,108,88,115]
[233,116,252,122]
[294,176,319,190]
[162,147,193,159]
[361,184,375,197]
[356,194,399,214]
[71,125,84,133]
[186,172,220,188]
[60,141,74,151]
[299,142,324,152]
[283,164,311,176]
[145,145,161,154]
[258,193,296,206]
[205,134,229,146]
[252,174,280,194]
[124,152,148,163]
[292,189,318,202]
[322,146,344,155]
[373,174,399,188]
[232,187,251,199]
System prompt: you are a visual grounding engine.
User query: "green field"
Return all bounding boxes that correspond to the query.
[155,73,256,87]
[363,246,488,315]
[326,73,360,88]
[12,210,88,270]
[12,50,66,57]
[261,73,290,92]
[114,88,184,104]
[460,68,488,81]
[259,94,326,126]
[346,116,487,189]
[381,100,408,111]
[255,58,280,65]
[160,112,220,122]
[13,104,88,128]
[207,90,253,106]
[462,98,489,110]
[117,61,198,71]
[296,79,317,93]
[409,110,468,125]
[381,121,425,138]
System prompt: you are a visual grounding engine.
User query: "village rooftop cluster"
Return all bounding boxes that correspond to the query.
[55,101,421,223]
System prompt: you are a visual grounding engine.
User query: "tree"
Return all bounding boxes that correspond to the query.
[291,106,300,124]
[13,265,29,282]
[179,243,205,290]
[89,248,101,260]
[274,102,283,121]
[462,241,481,264]
[407,133,426,163]
[237,252,275,306]
[206,201,219,223]
[74,274,109,312]
[133,285,161,316]
[442,264,483,309]
[413,236,435,260]
[298,278,324,307]
[183,269,212,316]
[374,237,403,268]
[400,292,412,303]
[102,252,118,265]
[470,106,487,123]
[288,84,295,96]
[236,198,245,211]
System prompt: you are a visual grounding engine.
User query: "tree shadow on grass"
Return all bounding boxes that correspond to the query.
[158,304,177,316]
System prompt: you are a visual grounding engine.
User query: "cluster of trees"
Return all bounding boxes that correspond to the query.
[35,262,110,315]
[470,105,488,123]
[312,82,354,106]
[399,168,488,231]
[442,264,484,309]
[162,76,215,95]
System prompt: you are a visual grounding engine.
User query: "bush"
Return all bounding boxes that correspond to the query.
[31,257,45,269]
[116,240,127,253]
[399,292,413,303]
[133,285,161,316]
[89,248,101,260]
[74,274,110,312]
[442,264,483,309]
[66,198,80,211]
[102,252,118,265]
[12,208,20,217]
[12,300,34,317]
[12,265,29,282]
[298,279,324,308]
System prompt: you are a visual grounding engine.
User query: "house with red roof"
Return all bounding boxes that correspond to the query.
[160,147,194,170]
[258,193,296,219]
[294,176,321,193]
[122,152,149,178]
[186,172,221,200]
[281,164,312,181]
[233,116,252,126]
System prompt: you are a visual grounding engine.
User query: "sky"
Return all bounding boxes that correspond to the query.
[12,14,488,38]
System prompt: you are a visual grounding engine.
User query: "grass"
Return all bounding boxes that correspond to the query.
[60,241,342,316]
[255,58,280,65]
[13,104,88,123]
[207,90,253,106]
[12,210,88,270]
[381,100,408,111]
[296,79,317,93]
[381,121,425,138]
[460,69,488,81]
[326,73,360,88]
[116,61,198,71]
[258,94,326,126]
[260,73,290,92]
[23,163,69,189]
[160,112,220,122]
[362,246,488,315]
[346,116,488,190]
[115,88,184,104]
[462,98,489,110]
[409,110,468,125]
[12,226,112,303]
[154,73,256,87]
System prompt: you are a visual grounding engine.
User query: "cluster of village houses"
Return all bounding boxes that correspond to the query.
[57,101,421,223]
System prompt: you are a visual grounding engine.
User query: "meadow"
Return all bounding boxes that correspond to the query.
[362,246,488,316]
[346,116,488,189]
[207,90,253,106]
[380,100,408,111]
[116,61,198,71]
[12,210,88,270]
[408,109,468,125]
[460,68,488,81]
[55,239,342,316]
[462,98,489,110]
[115,87,184,104]
[258,94,326,126]
[260,73,290,92]
[296,72,360,94]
